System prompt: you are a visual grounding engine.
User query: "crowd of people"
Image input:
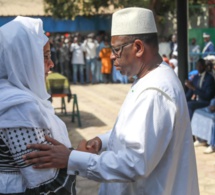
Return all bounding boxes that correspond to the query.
[158,28,215,155]
[48,31,130,85]
[177,32,215,155]
[159,32,215,77]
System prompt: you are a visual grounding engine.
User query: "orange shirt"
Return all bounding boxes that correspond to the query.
[99,47,112,74]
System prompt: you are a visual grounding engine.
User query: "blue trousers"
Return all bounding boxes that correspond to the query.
[72,64,85,84]
[86,58,97,83]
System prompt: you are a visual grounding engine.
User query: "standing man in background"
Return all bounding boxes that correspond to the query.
[95,33,105,83]
[202,33,215,58]
[169,34,177,58]
[83,33,99,84]
[189,37,200,70]
[70,36,85,84]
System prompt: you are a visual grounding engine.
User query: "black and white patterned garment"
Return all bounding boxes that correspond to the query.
[0,127,76,195]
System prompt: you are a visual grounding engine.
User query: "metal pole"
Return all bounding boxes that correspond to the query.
[177,0,188,86]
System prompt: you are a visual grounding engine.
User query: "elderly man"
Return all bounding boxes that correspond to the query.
[24,7,199,195]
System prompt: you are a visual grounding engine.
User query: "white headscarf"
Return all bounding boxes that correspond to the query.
[0,16,71,147]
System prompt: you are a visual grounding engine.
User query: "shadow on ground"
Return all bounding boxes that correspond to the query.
[55,111,106,129]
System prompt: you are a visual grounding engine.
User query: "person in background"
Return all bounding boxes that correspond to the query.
[202,32,215,58]
[162,54,169,65]
[59,38,70,78]
[0,16,76,194]
[23,7,199,195]
[112,65,128,84]
[188,69,199,81]
[189,37,200,70]
[96,33,105,83]
[192,98,215,153]
[83,33,99,84]
[206,60,214,75]
[99,36,112,83]
[70,36,85,84]
[185,58,215,119]
[212,61,215,78]
[169,51,178,76]
[158,36,171,58]
[169,34,177,58]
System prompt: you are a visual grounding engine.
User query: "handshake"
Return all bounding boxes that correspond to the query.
[23,135,102,169]
[75,137,102,154]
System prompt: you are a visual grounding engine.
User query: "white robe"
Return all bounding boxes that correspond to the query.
[68,63,199,195]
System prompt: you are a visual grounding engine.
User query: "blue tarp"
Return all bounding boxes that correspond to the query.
[0,15,112,33]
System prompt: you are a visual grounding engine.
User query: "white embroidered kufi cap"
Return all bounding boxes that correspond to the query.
[111,7,157,36]
[203,32,210,38]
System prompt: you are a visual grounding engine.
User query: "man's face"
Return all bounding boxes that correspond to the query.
[110,36,139,77]
[191,38,196,45]
[204,37,209,42]
[197,62,205,73]
[172,35,177,42]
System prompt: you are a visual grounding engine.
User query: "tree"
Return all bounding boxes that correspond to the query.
[44,0,175,20]
[44,0,176,36]
[44,0,109,19]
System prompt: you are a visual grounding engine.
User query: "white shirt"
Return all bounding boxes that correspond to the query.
[169,58,178,76]
[70,43,85,65]
[67,63,199,195]
[199,71,206,88]
[159,42,171,57]
[83,38,98,59]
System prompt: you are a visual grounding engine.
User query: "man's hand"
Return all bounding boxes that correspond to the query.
[86,137,102,154]
[185,80,196,90]
[76,137,102,154]
[76,139,96,154]
[23,135,71,169]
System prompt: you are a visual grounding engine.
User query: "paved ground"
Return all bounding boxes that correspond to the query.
[53,83,215,195]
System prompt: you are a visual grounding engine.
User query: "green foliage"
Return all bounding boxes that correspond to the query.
[188,0,208,4]
[44,0,79,19]
[44,0,176,20]
[44,0,110,19]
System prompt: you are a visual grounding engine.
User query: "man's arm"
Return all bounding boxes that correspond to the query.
[66,89,175,182]
[195,74,215,101]
[185,80,195,100]
[23,128,112,169]
[23,133,107,169]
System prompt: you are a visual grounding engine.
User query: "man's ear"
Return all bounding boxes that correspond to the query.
[134,40,144,57]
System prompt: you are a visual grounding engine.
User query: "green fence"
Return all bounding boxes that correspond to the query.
[189,4,215,48]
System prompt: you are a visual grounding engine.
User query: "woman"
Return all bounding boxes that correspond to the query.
[0,16,76,194]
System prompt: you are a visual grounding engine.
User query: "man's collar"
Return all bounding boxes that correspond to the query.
[199,71,206,76]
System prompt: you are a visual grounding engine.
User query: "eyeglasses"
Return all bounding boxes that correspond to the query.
[111,41,134,58]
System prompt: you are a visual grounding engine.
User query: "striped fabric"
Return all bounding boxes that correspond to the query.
[0,138,19,172]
